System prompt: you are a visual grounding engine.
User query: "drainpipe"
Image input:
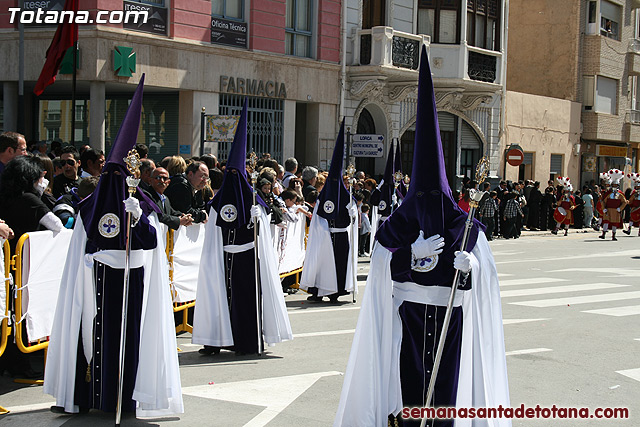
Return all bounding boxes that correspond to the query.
[499,0,509,178]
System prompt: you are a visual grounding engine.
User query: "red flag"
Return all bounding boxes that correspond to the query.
[33,0,79,96]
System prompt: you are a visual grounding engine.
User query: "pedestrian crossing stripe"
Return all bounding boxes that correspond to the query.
[502,318,549,325]
[616,368,640,383]
[500,283,628,298]
[505,348,552,356]
[499,277,569,287]
[581,305,640,317]
[510,291,640,308]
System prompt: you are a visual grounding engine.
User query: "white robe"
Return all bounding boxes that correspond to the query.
[43,213,184,417]
[192,206,293,347]
[334,232,510,426]
[300,203,359,297]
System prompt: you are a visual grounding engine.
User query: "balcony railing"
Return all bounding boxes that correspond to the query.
[467,47,498,83]
[627,109,640,124]
[354,27,430,71]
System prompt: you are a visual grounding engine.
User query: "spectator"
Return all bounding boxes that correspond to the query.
[0,219,13,240]
[52,146,81,198]
[200,153,218,170]
[79,148,105,178]
[479,191,498,241]
[257,178,283,225]
[144,167,193,230]
[49,140,62,159]
[0,156,63,249]
[0,131,27,185]
[53,176,99,228]
[139,158,156,192]
[52,157,64,177]
[289,177,304,198]
[301,166,318,197]
[526,181,542,230]
[355,171,365,181]
[363,178,377,193]
[164,160,209,223]
[359,204,371,256]
[166,155,187,177]
[540,186,557,231]
[503,192,524,238]
[573,190,584,229]
[583,188,594,229]
[209,167,224,195]
[35,154,56,209]
[315,172,326,193]
[283,157,298,188]
[134,143,149,159]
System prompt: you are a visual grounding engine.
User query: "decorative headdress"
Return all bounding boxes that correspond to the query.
[607,169,624,185]
[627,172,640,186]
[556,176,571,190]
[599,172,612,185]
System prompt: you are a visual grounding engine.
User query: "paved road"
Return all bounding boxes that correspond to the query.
[1,229,639,426]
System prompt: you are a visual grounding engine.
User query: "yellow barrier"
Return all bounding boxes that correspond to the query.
[166,229,195,334]
[11,233,47,385]
[1,240,11,414]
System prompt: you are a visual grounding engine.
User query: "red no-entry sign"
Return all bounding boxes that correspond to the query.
[506,147,524,167]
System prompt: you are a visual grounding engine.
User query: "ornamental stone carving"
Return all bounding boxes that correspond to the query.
[349,79,385,100]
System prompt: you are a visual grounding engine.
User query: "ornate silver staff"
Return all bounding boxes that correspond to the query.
[345,163,357,304]
[115,149,142,426]
[392,170,403,215]
[420,157,490,427]
[248,152,263,356]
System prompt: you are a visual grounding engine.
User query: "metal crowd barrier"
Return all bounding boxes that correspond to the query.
[166,229,195,334]
[11,233,48,385]
[1,240,11,413]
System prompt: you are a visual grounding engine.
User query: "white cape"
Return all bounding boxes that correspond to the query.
[334,233,510,426]
[300,203,359,297]
[192,206,293,347]
[43,213,184,417]
[369,206,381,254]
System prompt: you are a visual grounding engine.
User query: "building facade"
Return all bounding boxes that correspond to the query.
[0,0,342,166]
[342,0,508,184]
[508,0,640,187]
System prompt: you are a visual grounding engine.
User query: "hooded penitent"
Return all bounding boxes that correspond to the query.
[210,100,268,229]
[369,142,395,217]
[79,74,159,250]
[376,45,481,287]
[316,120,353,224]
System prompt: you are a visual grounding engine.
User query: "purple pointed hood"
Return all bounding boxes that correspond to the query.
[317,120,353,222]
[376,47,482,286]
[210,100,268,229]
[80,75,160,249]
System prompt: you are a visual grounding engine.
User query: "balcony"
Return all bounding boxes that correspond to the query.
[354,27,430,70]
[625,109,640,143]
[628,39,640,76]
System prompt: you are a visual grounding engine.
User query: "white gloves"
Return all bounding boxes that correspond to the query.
[251,205,261,219]
[616,207,621,212]
[603,208,608,213]
[411,231,444,259]
[349,204,358,219]
[454,251,472,274]
[124,196,142,222]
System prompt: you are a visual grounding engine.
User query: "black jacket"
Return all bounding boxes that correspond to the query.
[143,188,183,230]
[164,174,207,223]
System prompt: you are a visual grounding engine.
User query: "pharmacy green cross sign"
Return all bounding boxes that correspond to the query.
[114,46,136,77]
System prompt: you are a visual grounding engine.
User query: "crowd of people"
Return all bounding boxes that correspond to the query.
[455,172,640,241]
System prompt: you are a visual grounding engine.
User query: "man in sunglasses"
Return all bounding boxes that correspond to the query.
[52,146,81,198]
[144,167,193,230]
